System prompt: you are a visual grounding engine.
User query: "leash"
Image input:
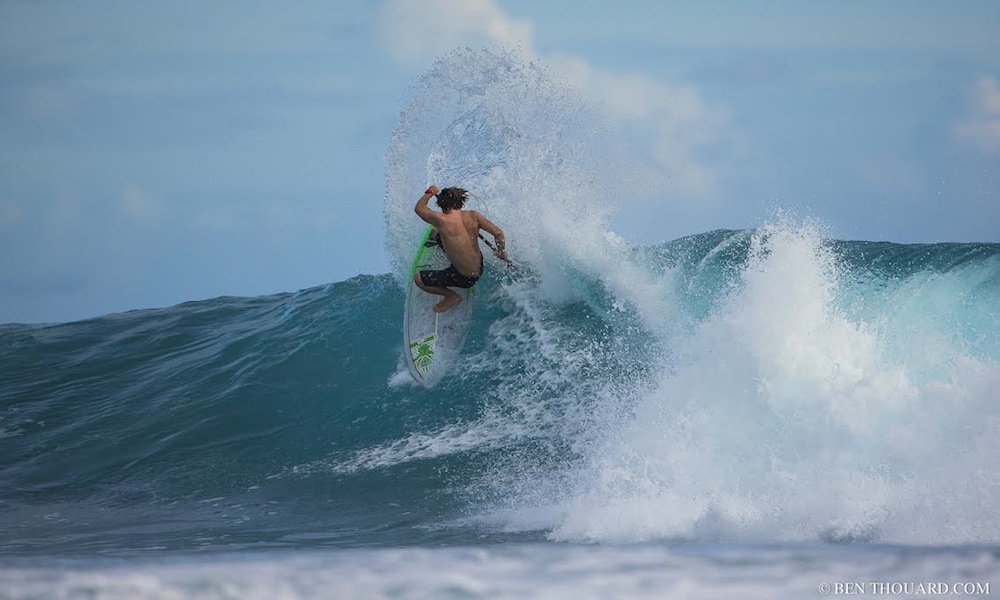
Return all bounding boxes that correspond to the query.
[478,234,517,270]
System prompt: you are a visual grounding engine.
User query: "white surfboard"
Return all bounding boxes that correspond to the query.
[403,226,475,387]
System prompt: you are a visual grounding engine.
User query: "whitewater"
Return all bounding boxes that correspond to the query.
[1,49,998,598]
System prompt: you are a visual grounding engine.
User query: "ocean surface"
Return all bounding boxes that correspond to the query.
[2,49,1000,598]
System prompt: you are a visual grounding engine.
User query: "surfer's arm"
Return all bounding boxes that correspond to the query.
[475,212,507,259]
[414,186,441,225]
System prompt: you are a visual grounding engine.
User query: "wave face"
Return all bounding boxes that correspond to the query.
[3,49,999,555]
[2,229,998,554]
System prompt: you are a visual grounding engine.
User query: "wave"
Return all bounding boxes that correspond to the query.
[2,49,999,553]
[2,226,998,551]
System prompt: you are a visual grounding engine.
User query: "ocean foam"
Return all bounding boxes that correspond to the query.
[381,49,1000,546]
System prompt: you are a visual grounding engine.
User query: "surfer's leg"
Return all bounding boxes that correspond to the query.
[414,272,462,312]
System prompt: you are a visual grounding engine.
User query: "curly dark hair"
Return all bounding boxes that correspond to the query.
[436,187,469,211]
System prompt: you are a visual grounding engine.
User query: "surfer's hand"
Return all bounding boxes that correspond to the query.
[495,249,508,260]
[425,185,440,196]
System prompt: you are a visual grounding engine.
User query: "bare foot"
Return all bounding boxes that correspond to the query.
[433,294,462,313]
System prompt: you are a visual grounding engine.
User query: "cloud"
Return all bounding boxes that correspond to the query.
[119,186,160,222]
[378,0,731,200]
[378,0,534,67]
[550,55,731,198]
[954,76,1000,154]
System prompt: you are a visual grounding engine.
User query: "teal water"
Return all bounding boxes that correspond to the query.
[2,231,998,558]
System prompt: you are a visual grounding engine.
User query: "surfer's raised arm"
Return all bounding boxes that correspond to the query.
[414,185,441,225]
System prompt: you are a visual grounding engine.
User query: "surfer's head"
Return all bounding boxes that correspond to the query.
[436,187,469,211]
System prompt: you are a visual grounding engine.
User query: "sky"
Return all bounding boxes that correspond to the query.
[1,0,998,324]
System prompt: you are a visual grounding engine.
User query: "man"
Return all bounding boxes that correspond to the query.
[414,185,506,312]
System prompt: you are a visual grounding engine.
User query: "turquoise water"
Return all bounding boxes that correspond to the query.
[2,230,999,597]
[2,230,999,558]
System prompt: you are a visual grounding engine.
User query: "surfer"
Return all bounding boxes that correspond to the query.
[414,185,506,312]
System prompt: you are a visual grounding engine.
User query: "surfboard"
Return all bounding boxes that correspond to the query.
[403,226,475,387]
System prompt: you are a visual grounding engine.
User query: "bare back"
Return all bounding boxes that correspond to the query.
[434,209,485,277]
[415,187,506,280]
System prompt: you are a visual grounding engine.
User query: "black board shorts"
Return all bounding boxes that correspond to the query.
[419,263,481,289]
[419,232,483,289]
